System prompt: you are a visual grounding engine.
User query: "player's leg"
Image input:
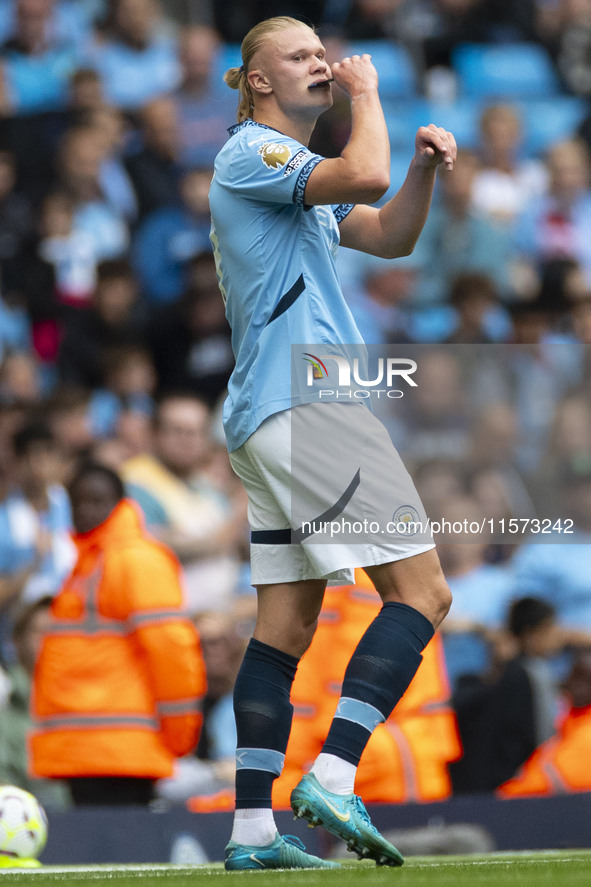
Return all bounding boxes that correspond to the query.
[364,546,451,625]
[316,548,449,784]
[225,414,341,868]
[233,580,325,835]
[252,579,327,656]
[226,577,341,870]
[291,549,451,865]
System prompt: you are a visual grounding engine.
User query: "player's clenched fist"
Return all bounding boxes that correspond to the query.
[414,124,457,171]
[331,54,379,97]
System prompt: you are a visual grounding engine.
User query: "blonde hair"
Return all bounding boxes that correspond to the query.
[224,16,315,122]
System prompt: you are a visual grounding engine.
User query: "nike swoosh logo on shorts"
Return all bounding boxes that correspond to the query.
[309,784,351,822]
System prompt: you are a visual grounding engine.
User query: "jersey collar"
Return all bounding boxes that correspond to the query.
[228,119,278,136]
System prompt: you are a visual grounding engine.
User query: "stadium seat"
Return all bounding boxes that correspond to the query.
[408,305,457,342]
[410,97,484,151]
[388,151,412,192]
[383,98,483,191]
[348,40,418,98]
[212,43,243,94]
[451,43,561,98]
[382,100,419,152]
[516,96,588,155]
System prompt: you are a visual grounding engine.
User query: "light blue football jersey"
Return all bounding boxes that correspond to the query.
[209,119,364,452]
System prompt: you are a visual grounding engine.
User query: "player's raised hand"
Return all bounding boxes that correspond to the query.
[414,124,457,171]
[331,54,379,98]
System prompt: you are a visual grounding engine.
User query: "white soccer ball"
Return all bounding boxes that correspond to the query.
[0,785,48,861]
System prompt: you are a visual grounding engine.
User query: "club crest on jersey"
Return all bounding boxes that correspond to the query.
[392,505,421,536]
[258,142,291,169]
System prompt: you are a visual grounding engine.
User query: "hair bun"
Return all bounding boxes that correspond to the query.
[223,66,243,89]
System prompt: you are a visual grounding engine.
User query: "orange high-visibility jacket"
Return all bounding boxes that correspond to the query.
[498,704,591,797]
[29,500,206,779]
[273,569,461,807]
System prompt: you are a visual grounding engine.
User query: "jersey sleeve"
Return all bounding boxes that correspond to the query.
[229,129,324,207]
[332,203,355,224]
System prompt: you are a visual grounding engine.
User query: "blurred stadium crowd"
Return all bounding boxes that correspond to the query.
[0,0,591,831]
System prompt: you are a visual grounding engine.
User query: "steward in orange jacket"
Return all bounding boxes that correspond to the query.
[499,650,591,797]
[29,462,206,796]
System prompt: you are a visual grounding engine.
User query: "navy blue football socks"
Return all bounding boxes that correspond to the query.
[322,601,435,765]
[233,638,299,808]
[233,604,435,805]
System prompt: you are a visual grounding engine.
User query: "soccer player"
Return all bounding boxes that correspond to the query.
[209,16,455,870]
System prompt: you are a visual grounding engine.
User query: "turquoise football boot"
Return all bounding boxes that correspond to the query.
[291,773,404,867]
[224,832,340,870]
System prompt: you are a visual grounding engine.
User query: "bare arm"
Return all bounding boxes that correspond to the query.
[556,627,591,649]
[0,567,36,609]
[304,54,391,206]
[151,522,241,563]
[150,495,248,564]
[338,124,457,258]
[0,528,52,609]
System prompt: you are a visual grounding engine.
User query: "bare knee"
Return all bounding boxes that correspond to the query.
[364,550,452,631]
[392,569,451,631]
[254,615,319,659]
[428,573,452,630]
[253,579,326,659]
[292,616,320,658]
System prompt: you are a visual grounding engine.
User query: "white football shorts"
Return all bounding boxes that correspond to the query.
[229,402,435,586]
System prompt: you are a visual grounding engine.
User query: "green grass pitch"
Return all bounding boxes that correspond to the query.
[1,852,591,887]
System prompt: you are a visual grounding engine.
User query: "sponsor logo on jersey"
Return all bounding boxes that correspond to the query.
[258,142,291,169]
[283,149,308,176]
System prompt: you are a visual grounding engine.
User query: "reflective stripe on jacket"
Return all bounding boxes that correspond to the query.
[30,499,206,779]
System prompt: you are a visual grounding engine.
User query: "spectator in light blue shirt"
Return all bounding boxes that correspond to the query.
[1,0,82,113]
[83,105,138,223]
[132,167,212,304]
[418,148,514,304]
[83,0,180,110]
[437,494,516,691]
[0,0,94,49]
[0,302,32,364]
[57,123,129,259]
[512,139,591,289]
[172,26,237,170]
[510,458,591,629]
[0,421,75,665]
